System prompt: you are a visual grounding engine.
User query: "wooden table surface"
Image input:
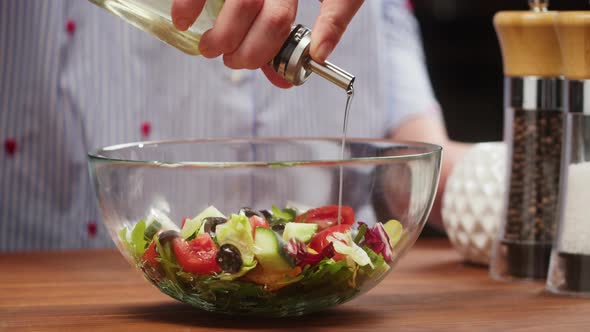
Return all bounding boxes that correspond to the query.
[1,239,589,332]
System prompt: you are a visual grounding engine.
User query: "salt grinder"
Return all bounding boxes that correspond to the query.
[546,11,590,297]
[490,0,565,281]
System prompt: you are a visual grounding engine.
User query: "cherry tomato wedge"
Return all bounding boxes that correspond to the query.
[309,224,352,261]
[249,215,270,236]
[172,233,221,275]
[295,205,355,231]
[141,240,159,266]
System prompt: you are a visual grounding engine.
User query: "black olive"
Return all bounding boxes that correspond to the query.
[260,209,273,221]
[271,223,285,233]
[158,230,180,246]
[216,244,243,274]
[202,217,227,235]
[239,207,262,218]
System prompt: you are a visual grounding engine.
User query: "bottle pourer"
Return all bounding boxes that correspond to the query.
[271,25,355,91]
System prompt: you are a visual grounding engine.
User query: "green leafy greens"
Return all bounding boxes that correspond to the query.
[119,205,400,316]
[269,205,297,225]
[119,220,148,259]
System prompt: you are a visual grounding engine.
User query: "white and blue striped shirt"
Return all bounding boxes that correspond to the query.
[0,0,440,250]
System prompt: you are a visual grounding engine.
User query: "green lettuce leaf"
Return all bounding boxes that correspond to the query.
[299,258,355,290]
[214,214,257,280]
[119,220,149,259]
[353,223,368,244]
[360,246,390,279]
[270,205,297,225]
[118,227,132,253]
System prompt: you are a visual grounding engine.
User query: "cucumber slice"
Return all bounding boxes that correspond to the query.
[254,227,294,272]
[145,209,179,240]
[181,206,225,239]
[282,223,318,243]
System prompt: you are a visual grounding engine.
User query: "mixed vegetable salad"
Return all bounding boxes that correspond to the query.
[119,204,403,316]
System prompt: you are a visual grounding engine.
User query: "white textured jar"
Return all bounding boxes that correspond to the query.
[442,142,507,266]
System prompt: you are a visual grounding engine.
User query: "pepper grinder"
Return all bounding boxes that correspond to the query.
[546,11,590,297]
[490,0,565,281]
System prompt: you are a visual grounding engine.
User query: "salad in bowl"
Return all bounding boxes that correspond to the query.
[120,204,402,315]
[89,138,441,316]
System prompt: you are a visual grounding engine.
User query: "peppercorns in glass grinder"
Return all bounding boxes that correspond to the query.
[490,0,565,281]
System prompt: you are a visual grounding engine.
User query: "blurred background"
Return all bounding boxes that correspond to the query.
[413,0,589,143]
[414,0,589,237]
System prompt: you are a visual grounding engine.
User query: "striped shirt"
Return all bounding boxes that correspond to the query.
[0,0,440,250]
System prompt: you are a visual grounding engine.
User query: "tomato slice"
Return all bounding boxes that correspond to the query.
[249,215,270,236]
[172,233,221,275]
[309,224,352,261]
[295,205,355,231]
[141,240,159,266]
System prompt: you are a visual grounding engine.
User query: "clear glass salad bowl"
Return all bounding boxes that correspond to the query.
[89,138,442,317]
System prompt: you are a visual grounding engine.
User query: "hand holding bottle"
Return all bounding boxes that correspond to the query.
[171,0,364,88]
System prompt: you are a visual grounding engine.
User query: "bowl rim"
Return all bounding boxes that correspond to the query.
[88,137,442,167]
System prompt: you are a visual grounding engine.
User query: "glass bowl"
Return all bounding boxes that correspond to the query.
[89,138,441,317]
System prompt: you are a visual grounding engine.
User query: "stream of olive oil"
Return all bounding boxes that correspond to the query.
[337,86,354,225]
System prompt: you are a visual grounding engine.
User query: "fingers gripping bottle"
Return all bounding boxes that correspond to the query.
[88,0,354,90]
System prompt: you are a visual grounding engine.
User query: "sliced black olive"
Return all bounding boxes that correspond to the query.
[271,223,285,233]
[239,207,262,218]
[202,217,228,235]
[259,209,273,221]
[157,230,180,247]
[216,244,243,274]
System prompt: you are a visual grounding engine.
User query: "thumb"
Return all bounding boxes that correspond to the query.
[310,0,364,63]
[171,0,207,31]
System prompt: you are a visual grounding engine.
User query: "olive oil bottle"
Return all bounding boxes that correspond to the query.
[88,0,354,90]
[89,0,221,56]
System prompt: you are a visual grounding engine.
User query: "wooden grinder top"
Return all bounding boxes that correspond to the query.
[494,2,561,77]
[555,12,590,80]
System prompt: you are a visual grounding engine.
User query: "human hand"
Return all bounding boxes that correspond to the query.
[171,0,364,88]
